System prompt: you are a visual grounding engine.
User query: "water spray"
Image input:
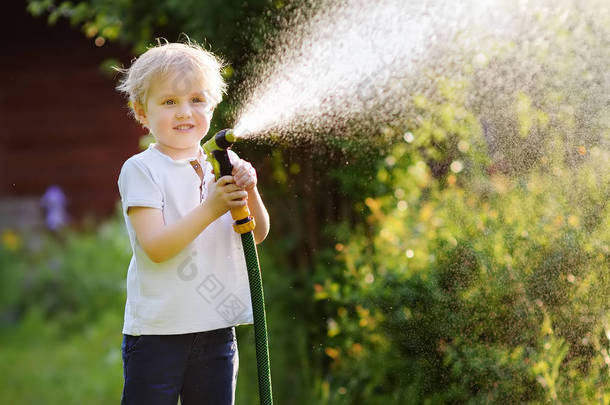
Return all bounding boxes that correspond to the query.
[201,1,609,403]
[203,129,273,405]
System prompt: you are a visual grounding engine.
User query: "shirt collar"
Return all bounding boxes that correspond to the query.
[148,143,204,165]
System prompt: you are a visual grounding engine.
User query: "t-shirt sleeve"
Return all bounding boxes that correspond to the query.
[117,158,164,211]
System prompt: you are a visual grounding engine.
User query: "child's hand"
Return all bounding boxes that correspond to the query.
[232,159,257,191]
[204,175,248,218]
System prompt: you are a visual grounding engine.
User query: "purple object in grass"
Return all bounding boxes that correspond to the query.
[41,185,69,230]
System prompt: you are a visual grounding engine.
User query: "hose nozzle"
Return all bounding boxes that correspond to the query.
[203,128,239,180]
[202,128,255,234]
[203,128,238,153]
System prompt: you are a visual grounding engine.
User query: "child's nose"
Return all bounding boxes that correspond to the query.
[176,104,192,119]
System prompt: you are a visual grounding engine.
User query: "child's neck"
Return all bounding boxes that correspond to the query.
[154,143,202,161]
[153,142,202,160]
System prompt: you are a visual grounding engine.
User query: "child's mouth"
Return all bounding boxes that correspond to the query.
[174,124,195,132]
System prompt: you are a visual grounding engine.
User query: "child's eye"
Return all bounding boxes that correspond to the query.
[163,99,175,105]
[192,97,205,103]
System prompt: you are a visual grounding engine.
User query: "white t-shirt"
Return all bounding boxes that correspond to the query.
[117,143,253,335]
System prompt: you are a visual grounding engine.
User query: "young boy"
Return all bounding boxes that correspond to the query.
[114,40,270,405]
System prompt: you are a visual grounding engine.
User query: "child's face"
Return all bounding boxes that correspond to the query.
[136,70,214,155]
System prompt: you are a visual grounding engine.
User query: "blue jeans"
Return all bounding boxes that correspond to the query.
[120,327,238,405]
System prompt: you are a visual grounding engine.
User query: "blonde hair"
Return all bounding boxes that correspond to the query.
[114,38,227,116]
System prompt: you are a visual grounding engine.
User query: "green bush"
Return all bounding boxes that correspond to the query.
[308,78,609,403]
[0,207,131,336]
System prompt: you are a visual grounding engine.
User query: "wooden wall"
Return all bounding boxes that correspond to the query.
[0,1,143,228]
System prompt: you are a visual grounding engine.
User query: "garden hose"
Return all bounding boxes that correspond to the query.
[203,129,273,405]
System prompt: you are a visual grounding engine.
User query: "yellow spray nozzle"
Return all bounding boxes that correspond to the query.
[203,128,240,180]
[201,128,255,233]
[203,128,237,154]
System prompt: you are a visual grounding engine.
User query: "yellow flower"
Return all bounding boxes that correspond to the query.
[1,229,21,251]
[313,283,328,300]
[567,215,579,227]
[327,318,340,337]
[553,215,564,227]
[350,343,364,358]
[325,347,340,360]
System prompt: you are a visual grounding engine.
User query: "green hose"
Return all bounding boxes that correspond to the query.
[241,231,273,405]
[202,129,273,405]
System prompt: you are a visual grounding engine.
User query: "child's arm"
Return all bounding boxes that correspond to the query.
[129,176,248,263]
[232,159,270,244]
[246,186,270,244]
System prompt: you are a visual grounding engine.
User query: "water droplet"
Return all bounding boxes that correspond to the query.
[450,160,464,173]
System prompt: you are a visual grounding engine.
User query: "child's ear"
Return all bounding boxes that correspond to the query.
[133,101,148,127]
